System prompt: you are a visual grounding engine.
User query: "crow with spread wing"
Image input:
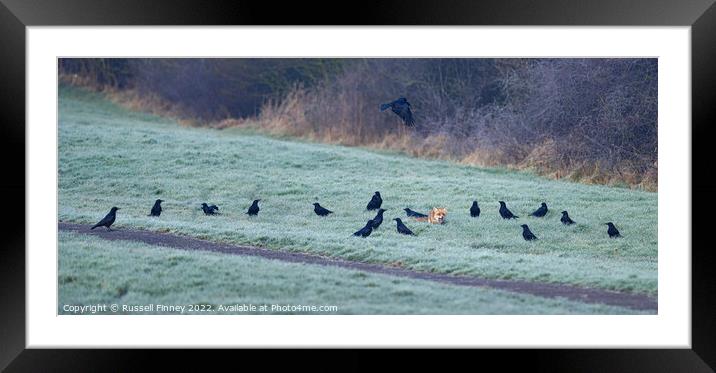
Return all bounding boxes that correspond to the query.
[380,97,415,127]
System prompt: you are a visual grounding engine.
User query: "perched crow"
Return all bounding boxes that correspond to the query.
[380,97,415,127]
[498,201,519,219]
[366,191,383,211]
[470,201,481,217]
[313,203,333,216]
[521,224,538,241]
[529,202,548,217]
[371,208,387,229]
[606,222,622,238]
[247,199,260,216]
[394,218,415,235]
[404,208,428,218]
[91,207,119,230]
[353,220,374,238]
[149,199,163,217]
[201,203,219,215]
[560,211,575,225]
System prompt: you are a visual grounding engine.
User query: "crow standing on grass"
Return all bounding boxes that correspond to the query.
[366,191,383,211]
[529,202,548,217]
[404,208,428,218]
[201,203,219,215]
[606,222,622,238]
[380,97,415,127]
[394,218,415,236]
[247,199,260,216]
[313,203,333,216]
[498,201,519,219]
[560,211,575,225]
[149,199,163,217]
[521,224,538,241]
[470,201,481,217]
[353,220,374,238]
[91,207,119,230]
[370,208,386,229]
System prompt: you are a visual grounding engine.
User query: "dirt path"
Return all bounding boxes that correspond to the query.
[59,222,657,311]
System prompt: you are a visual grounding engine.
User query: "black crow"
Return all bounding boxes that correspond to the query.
[560,211,575,225]
[404,208,428,218]
[529,202,548,217]
[380,97,415,127]
[521,224,538,241]
[366,191,383,210]
[91,207,119,230]
[149,199,163,217]
[394,218,415,235]
[498,201,519,219]
[371,208,386,229]
[470,201,481,217]
[313,203,333,216]
[201,203,219,215]
[606,222,622,238]
[247,199,260,216]
[353,220,374,238]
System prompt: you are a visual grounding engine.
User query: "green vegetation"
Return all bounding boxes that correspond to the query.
[59,86,658,298]
[58,232,650,314]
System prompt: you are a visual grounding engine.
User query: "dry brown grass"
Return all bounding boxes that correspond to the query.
[247,104,658,191]
[250,98,657,191]
[61,77,657,192]
[60,74,201,127]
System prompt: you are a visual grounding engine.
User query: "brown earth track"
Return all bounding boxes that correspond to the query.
[59,222,657,312]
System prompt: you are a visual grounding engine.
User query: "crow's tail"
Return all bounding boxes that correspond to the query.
[380,103,391,111]
[90,224,98,230]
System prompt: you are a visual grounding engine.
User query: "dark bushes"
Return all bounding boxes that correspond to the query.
[250,58,657,189]
[59,58,657,190]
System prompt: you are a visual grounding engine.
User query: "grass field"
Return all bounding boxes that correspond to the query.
[58,85,658,306]
[58,232,648,314]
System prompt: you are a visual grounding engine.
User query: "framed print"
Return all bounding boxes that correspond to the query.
[2,0,715,371]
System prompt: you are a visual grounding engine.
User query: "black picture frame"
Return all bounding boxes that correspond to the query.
[2,0,714,371]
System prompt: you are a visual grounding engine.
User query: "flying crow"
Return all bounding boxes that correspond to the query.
[380,97,415,127]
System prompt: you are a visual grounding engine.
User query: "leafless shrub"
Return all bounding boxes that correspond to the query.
[250,58,657,190]
[60,58,657,190]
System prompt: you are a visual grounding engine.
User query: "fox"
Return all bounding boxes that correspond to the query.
[414,207,447,224]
